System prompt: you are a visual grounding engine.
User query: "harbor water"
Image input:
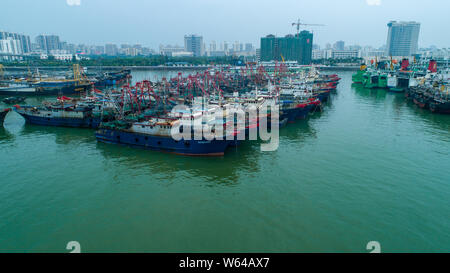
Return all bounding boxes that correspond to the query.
[0,71,449,252]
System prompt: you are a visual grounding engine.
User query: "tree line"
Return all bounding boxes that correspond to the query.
[0,55,255,67]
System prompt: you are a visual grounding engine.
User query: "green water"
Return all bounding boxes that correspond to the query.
[0,71,449,253]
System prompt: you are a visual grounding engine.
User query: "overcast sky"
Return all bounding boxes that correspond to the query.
[1,0,449,49]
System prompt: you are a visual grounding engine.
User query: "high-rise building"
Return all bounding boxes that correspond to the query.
[386,21,420,56]
[260,31,313,65]
[35,35,47,52]
[223,41,229,53]
[35,34,61,53]
[245,43,253,52]
[19,34,31,53]
[59,41,68,51]
[333,41,345,51]
[46,35,60,52]
[0,38,23,55]
[233,41,240,52]
[105,43,118,56]
[184,34,203,57]
[209,41,217,52]
[94,45,105,55]
[0,31,31,54]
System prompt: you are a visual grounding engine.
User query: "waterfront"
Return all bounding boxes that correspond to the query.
[0,71,449,252]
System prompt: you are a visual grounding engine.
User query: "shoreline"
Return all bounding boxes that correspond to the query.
[2,65,360,72]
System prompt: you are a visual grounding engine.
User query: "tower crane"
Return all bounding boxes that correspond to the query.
[292,19,325,36]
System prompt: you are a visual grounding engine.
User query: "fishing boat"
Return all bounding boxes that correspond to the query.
[430,98,450,114]
[95,116,234,156]
[363,70,388,89]
[2,97,26,104]
[352,65,367,84]
[387,73,402,92]
[414,85,450,114]
[0,108,11,126]
[94,69,132,87]
[12,94,117,128]
[14,103,102,128]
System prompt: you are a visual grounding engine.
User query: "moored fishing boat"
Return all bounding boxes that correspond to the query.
[363,71,388,89]
[13,94,117,128]
[0,80,92,96]
[94,69,132,87]
[2,97,26,104]
[419,86,450,114]
[14,103,102,128]
[352,65,367,84]
[95,116,234,156]
[430,98,450,114]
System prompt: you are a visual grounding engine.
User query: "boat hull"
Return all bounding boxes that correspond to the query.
[95,128,230,156]
[0,109,11,125]
[0,84,91,96]
[387,87,405,93]
[283,108,298,123]
[430,101,450,114]
[16,111,101,128]
[295,106,311,119]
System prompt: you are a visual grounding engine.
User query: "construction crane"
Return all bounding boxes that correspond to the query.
[292,19,325,36]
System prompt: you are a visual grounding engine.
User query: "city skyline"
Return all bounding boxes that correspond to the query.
[1,0,450,49]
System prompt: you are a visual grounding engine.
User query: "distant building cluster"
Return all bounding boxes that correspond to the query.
[0,31,157,61]
[159,34,256,58]
[290,21,423,62]
[418,47,450,61]
[312,42,383,60]
[1,30,255,62]
[1,20,448,64]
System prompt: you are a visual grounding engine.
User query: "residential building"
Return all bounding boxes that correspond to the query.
[386,21,421,56]
[0,38,23,55]
[105,43,118,56]
[0,31,31,54]
[260,31,313,65]
[184,34,203,57]
[333,41,345,51]
[35,34,61,53]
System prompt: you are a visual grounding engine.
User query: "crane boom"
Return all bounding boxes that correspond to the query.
[292,19,325,35]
